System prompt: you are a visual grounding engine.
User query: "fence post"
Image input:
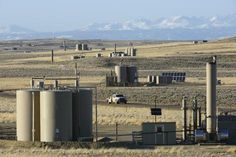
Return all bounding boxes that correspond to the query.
[115,122,118,141]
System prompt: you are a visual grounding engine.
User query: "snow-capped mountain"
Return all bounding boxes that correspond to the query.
[1,14,236,40]
[81,14,236,31]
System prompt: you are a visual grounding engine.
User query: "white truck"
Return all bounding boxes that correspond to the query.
[106,94,127,104]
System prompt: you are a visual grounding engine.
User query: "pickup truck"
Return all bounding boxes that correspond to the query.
[107,94,127,104]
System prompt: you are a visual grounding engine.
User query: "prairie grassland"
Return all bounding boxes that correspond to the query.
[0,97,182,128]
[0,140,236,157]
[186,77,236,85]
[1,40,236,156]
[136,41,236,57]
[95,105,182,128]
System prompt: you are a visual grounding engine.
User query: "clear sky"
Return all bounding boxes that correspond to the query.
[0,0,235,32]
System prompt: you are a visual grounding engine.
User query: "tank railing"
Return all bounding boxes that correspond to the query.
[32,77,78,81]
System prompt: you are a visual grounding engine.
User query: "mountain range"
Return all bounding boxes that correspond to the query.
[1,14,236,40]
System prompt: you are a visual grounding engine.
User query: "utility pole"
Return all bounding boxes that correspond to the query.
[155,96,157,123]
[51,49,54,63]
[63,41,66,51]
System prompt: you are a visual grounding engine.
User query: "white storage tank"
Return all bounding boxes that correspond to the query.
[16,89,40,141]
[72,88,93,141]
[40,90,72,142]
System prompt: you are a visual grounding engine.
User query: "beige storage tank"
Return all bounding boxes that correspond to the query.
[115,65,127,84]
[72,88,93,141]
[16,89,40,141]
[40,90,72,142]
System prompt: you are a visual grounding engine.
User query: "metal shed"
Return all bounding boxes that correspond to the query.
[142,122,176,145]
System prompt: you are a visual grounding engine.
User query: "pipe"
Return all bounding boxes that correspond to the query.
[198,106,202,128]
[192,97,198,131]
[182,96,187,141]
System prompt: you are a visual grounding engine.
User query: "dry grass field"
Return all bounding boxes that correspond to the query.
[1,140,236,157]
[0,39,236,156]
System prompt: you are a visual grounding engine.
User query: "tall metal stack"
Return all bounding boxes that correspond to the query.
[206,56,217,140]
[194,56,229,143]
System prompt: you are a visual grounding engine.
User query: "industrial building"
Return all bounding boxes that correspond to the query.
[16,79,93,142]
[109,44,137,57]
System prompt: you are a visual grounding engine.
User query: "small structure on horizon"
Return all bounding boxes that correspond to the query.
[75,43,89,51]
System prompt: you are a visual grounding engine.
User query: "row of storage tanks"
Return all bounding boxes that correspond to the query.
[17,88,92,142]
[115,65,138,84]
[147,75,173,85]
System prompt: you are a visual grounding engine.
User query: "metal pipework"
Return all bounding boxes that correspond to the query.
[206,56,217,135]
[30,79,35,88]
[198,106,202,128]
[53,80,58,89]
[182,96,188,141]
[32,76,80,89]
[192,97,198,131]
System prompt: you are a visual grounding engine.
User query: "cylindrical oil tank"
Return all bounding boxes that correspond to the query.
[127,66,138,84]
[40,90,72,142]
[72,88,93,141]
[16,89,40,141]
[115,65,127,83]
[206,61,217,134]
[131,48,136,56]
[147,75,152,83]
[152,75,157,83]
[75,44,79,51]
